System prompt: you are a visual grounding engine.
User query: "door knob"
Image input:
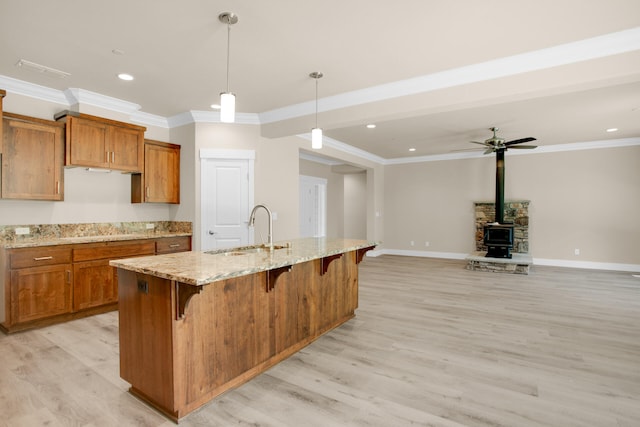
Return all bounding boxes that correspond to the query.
[208,230,216,235]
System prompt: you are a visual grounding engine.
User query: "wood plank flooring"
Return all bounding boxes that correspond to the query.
[1,256,639,426]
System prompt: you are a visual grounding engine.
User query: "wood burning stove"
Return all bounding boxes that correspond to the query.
[484,223,514,258]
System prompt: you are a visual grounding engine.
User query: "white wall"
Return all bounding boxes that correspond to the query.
[344,172,367,239]
[384,145,640,266]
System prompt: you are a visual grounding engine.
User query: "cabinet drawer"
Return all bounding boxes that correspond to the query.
[73,240,155,262]
[156,236,191,254]
[10,246,72,269]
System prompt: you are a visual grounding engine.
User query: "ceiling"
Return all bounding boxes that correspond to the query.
[1,0,639,161]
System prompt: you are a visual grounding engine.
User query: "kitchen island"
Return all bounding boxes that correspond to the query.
[110,237,376,422]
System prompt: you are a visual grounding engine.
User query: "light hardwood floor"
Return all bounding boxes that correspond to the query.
[1,256,639,426]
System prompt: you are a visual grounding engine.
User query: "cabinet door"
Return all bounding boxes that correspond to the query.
[10,264,72,324]
[145,142,180,203]
[66,116,110,168]
[2,117,64,200]
[73,259,117,311]
[109,126,143,172]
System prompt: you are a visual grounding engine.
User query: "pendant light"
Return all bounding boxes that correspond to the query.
[219,12,238,123]
[310,71,323,149]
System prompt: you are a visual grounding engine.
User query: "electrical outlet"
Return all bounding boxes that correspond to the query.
[145,223,155,230]
[425,241,430,247]
[574,248,580,255]
[15,227,30,235]
[272,212,278,220]
[410,240,415,246]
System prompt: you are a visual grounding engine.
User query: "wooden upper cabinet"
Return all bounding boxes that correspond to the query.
[131,139,180,204]
[1,113,65,201]
[56,112,145,173]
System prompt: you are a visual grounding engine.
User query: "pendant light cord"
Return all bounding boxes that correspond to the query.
[315,77,318,128]
[225,21,231,93]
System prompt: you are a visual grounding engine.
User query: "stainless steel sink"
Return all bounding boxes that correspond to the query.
[206,243,290,256]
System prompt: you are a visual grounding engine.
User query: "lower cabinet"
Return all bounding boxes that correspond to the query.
[11,263,72,324]
[0,235,191,333]
[72,240,155,311]
[72,259,121,311]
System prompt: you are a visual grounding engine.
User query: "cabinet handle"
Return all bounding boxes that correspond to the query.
[106,151,109,163]
[169,244,180,248]
[33,256,54,261]
[56,181,60,194]
[145,186,150,198]
[66,270,71,284]
[111,152,115,163]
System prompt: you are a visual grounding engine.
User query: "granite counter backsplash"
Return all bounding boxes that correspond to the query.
[0,221,192,247]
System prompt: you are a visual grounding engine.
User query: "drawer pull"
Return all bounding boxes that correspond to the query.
[33,256,54,261]
[169,244,181,248]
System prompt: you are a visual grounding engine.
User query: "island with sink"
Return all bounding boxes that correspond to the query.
[110,237,376,422]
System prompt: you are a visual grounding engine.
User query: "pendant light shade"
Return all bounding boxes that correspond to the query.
[219,12,238,123]
[311,127,323,149]
[310,71,323,149]
[220,92,235,123]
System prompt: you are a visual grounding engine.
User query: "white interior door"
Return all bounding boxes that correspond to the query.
[201,150,254,251]
[299,175,327,238]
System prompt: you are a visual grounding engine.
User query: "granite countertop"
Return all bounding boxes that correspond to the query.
[2,232,192,249]
[110,237,377,286]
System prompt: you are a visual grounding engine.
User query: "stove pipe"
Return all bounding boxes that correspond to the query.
[495,149,505,224]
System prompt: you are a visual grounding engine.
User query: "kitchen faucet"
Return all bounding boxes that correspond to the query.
[248,204,273,250]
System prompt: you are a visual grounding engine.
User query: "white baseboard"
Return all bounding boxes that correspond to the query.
[533,258,640,273]
[368,249,640,273]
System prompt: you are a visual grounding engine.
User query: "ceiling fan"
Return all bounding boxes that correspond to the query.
[470,127,537,154]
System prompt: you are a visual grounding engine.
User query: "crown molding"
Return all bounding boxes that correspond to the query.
[63,88,141,115]
[298,152,343,166]
[382,137,640,165]
[130,110,169,128]
[297,133,387,165]
[0,74,68,105]
[167,110,261,128]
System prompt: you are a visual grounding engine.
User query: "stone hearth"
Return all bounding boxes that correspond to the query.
[466,251,532,274]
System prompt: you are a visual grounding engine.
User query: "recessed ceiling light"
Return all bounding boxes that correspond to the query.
[606,128,618,132]
[366,124,376,129]
[409,148,416,152]
[211,104,221,110]
[118,73,134,81]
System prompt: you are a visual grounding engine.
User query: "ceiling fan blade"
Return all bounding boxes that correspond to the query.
[505,137,536,146]
[469,141,488,146]
[483,148,495,155]
[508,145,538,149]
